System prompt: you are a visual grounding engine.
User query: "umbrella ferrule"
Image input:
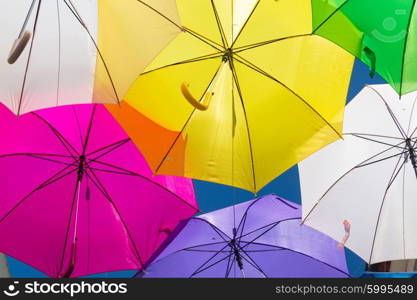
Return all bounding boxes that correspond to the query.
[222,48,233,62]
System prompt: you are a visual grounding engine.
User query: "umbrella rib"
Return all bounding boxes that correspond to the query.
[83,168,145,267]
[86,138,131,161]
[312,0,352,34]
[344,132,403,141]
[368,150,408,263]
[236,197,298,243]
[230,0,261,48]
[62,0,120,104]
[408,99,417,137]
[192,218,231,243]
[240,241,351,277]
[233,33,312,53]
[140,53,223,76]
[235,246,268,278]
[365,85,407,138]
[189,244,233,278]
[346,133,406,148]
[0,165,77,225]
[210,0,228,48]
[31,113,79,158]
[71,106,85,148]
[229,59,257,192]
[356,151,407,169]
[4,153,73,166]
[181,241,228,252]
[85,159,198,211]
[153,63,224,175]
[234,55,343,139]
[225,250,235,278]
[16,0,42,117]
[136,1,223,51]
[81,104,97,155]
[302,140,407,223]
[399,0,417,96]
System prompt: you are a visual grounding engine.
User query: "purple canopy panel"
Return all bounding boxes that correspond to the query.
[0,103,198,277]
[139,194,349,278]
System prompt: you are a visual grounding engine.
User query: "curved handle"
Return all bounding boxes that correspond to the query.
[337,220,351,250]
[7,31,32,64]
[180,82,213,111]
[363,47,376,78]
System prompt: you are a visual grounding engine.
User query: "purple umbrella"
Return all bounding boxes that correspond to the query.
[0,103,198,277]
[137,194,349,278]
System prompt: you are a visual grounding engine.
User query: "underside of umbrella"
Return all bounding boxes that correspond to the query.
[0,103,197,277]
[311,0,417,95]
[0,0,181,115]
[109,0,354,193]
[300,84,417,264]
[138,194,349,278]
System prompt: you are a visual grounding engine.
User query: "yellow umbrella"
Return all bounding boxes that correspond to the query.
[108,0,354,193]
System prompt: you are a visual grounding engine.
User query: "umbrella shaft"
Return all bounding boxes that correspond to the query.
[19,0,38,38]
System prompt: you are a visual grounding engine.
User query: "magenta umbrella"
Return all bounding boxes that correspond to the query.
[0,103,198,278]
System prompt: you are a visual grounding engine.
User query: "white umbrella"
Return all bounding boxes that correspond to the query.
[0,0,181,115]
[299,84,417,265]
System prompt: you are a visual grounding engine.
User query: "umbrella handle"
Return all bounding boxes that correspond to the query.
[363,47,376,78]
[7,31,32,64]
[180,82,213,111]
[337,220,351,250]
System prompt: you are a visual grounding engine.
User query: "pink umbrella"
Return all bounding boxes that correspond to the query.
[0,103,198,277]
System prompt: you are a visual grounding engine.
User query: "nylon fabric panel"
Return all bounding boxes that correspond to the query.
[93,0,181,103]
[237,35,353,134]
[233,61,341,191]
[233,0,312,48]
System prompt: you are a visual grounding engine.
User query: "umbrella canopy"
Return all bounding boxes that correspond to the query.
[137,194,349,278]
[299,84,417,264]
[109,0,354,193]
[0,0,181,115]
[311,0,417,95]
[0,103,198,278]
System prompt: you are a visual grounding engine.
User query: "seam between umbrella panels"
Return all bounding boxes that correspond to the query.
[62,0,120,103]
[210,0,228,49]
[88,159,198,212]
[399,0,417,96]
[302,140,407,224]
[0,165,77,225]
[31,113,80,158]
[230,0,261,49]
[365,85,407,138]
[83,168,145,268]
[235,196,298,240]
[312,0,352,34]
[368,150,408,264]
[233,55,343,139]
[136,0,223,52]
[229,59,257,193]
[139,53,223,77]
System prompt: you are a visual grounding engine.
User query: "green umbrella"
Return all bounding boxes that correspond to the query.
[312,0,417,95]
